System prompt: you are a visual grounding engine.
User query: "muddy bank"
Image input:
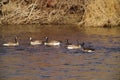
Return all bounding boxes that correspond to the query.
[0,0,120,27]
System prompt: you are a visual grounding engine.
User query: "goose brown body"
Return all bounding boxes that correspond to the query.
[81,42,95,52]
[44,37,61,46]
[3,37,19,47]
[30,37,42,45]
[65,39,81,49]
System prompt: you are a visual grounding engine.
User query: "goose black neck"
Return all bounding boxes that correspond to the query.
[15,37,18,43]
[81,42,85,48]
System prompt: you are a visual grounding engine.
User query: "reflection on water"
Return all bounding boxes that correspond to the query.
[0,25,120,80]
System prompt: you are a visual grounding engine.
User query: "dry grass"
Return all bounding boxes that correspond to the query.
[80,0,120,27]
[0,0,120,27]
[0,0,84,24]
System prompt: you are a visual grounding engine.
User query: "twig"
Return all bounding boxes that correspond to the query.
[27,0,38,19]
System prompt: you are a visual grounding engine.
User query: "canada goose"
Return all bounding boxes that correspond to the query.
[81,42,95,52]
[3,36,19,47]
[30,37,42,46]
[65,39,81,50]
[44,37,61,46]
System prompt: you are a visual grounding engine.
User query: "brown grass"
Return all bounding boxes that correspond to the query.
[0,0,120,27]
[80,0,120,27]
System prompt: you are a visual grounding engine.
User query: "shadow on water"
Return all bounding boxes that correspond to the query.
[0,25,120,80]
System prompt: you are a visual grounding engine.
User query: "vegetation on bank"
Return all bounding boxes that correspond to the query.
[0,0,120,27]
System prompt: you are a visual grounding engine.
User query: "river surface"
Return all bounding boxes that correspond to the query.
[0,25,120,80]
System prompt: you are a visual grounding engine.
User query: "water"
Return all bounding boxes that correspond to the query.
[0,25,120,80]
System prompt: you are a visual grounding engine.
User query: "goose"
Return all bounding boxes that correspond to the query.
[30,37,42,46]
[81,42,95,52]
[65,39,81,50]
[3,36,19,47]
[44,37,61,46]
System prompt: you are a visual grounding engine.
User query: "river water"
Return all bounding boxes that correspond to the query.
[0,25,120,80]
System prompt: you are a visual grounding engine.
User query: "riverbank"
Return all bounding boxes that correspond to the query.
[0,0,120,27]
